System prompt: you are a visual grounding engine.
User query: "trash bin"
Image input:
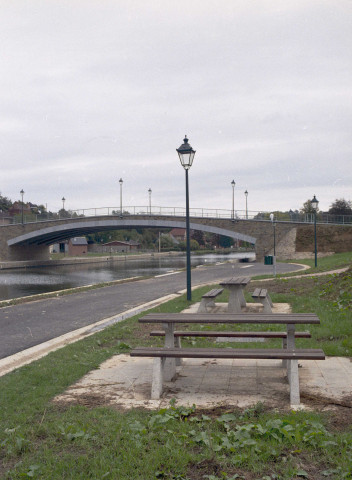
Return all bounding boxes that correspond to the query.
[264,255,273,265]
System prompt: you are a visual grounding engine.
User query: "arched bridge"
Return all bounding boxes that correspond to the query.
[0,214,299,262]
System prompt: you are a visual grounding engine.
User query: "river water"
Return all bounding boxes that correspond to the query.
[0,252,255,301]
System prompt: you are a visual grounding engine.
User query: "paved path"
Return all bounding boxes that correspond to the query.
[0,261,303,360]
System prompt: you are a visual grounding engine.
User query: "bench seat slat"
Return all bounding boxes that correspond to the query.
[130,347,325,360]
[202,288,223,298]
[140,313,320,325]
[150,330,311,338]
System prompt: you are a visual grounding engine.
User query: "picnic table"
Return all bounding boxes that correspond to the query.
[219,276,251,312]
[131,312,324,405]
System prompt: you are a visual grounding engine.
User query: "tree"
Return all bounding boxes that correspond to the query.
[0,193,12,212]
[192,229,205,246]
[328,198,352,216]
[219,235,234,248]
[160,235,175,250]
[300,199,319,215]
[178,239,200,251]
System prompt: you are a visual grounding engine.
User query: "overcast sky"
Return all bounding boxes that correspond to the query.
[1,1,351,215]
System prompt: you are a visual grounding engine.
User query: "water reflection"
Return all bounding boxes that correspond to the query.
[0,252,254,300]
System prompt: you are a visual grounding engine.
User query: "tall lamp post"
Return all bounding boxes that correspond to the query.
[270,213,276,276]
[231,180,235,220]
[244,190,248,219]
[62,197,66,210]
[311,194,319,267]
[177,135,196,301]
[20,189,25,224]
[148,188,152,215]
[119,178,123,216]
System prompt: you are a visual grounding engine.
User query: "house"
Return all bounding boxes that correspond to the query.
[8,202,32,217]
[169,228,186,243]
[169,228,194,244]
[68,237,88,256]
[102,240,140,253]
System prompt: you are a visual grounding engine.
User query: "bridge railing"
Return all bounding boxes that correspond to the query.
[3,205,352,225]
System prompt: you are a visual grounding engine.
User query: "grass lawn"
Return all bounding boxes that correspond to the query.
[0,254,351,479]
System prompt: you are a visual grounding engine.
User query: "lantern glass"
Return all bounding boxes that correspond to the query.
[176,136,196,170]
[311,195,319,211]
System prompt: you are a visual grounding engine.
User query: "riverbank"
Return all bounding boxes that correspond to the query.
[0,250,184,270]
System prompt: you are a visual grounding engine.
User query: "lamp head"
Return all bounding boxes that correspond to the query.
[176,136,196,170]
[311,194,319,211]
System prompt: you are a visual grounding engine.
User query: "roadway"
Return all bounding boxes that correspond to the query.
[0,261,303,359]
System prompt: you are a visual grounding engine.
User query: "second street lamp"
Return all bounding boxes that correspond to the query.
[244,190,248,219]
[119,178,123,216]
[20,189,25,224]
[311,194,319,267]
[148,188,152,215]
[177,135,196,301]
[231,180,235,220]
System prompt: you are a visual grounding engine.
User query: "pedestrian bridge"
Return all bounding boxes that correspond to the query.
[0,214,296,262]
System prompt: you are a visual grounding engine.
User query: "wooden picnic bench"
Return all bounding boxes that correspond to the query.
[197,288,224,313]
[219,276,251,313]
[130,312,324,405]
[252,288,273,313]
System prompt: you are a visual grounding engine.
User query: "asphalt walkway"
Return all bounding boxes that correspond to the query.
[0,260,302,361]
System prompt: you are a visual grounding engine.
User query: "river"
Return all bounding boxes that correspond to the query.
[0,252,255,301]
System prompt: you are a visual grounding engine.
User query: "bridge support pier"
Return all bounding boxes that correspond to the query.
[1,244,50,262]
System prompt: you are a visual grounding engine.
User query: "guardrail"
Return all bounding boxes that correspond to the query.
[2,205,352,225]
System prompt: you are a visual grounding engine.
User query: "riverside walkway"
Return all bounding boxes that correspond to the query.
[0,261,303,363]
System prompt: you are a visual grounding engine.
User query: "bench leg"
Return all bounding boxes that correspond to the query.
[283,325,295,369]
[267,293,274,308]
[163,322,176,380]
[151,357,164,399]
[287,359,300,405]
[197,298,208,313]
[260,298,272,314]
[282,337,287,367]
[175,337,182,366]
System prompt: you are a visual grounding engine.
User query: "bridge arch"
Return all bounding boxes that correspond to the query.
[7,218,256,247]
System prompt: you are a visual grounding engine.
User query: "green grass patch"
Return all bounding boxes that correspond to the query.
[1,258,352,479]
[280,251,352,273]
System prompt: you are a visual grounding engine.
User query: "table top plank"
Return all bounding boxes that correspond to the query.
[220,276,251,286]
[139,313,320,325]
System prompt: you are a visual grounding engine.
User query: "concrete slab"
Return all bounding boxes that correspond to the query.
[54,301,352,411]
[54,353,352,411]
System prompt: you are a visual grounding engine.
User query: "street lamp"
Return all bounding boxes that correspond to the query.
[231,180,235,220]
[119,178,123,216]
[148,188,152,215]
[270,213,276,276]
[311,194,319,267]
[244,190,248,219]
[62,197,66,210]
[177,135,196,301]
[20,189,24,224]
